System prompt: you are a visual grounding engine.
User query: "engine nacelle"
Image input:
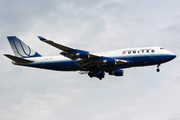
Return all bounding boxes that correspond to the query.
[109,69,124,76]
[70,50,89,58]
[75,52,89,58]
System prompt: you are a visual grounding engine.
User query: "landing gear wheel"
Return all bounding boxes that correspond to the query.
[156,64,160,72]
[88,72,93,78]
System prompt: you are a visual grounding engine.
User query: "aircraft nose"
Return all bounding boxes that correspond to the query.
[172,54,177,59]
[167,53,177,60]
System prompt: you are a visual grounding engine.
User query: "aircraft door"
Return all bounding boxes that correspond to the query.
[151,49,155,58]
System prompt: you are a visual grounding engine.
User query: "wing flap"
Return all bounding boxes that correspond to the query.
[60,52,77,60]
[76,60,99,70]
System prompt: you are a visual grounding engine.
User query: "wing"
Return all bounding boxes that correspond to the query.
[76,57,127,70]
[38,36,127,70]
[38,36,99,60]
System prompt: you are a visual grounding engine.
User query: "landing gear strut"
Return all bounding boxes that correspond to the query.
[156,64,160,72]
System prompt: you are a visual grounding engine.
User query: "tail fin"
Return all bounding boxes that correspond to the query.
[7,36,41,58]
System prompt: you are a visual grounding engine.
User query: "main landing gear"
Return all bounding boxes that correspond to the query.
[156,64,160,72]
[88,71,105,80]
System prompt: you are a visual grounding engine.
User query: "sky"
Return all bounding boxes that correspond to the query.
[0,0,180,120]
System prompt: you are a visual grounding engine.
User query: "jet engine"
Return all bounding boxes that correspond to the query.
[109,69,124,76]
[69,50,90,58]
[73,51,89,58]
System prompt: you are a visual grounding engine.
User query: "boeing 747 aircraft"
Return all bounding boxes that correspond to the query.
[4,36,176,80]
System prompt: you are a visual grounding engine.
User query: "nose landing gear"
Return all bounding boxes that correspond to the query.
[156,64,160,72]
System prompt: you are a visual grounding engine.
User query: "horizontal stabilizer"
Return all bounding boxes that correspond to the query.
[4,54,34,63]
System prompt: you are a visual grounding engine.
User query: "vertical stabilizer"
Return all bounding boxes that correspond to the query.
[7,36,41,58]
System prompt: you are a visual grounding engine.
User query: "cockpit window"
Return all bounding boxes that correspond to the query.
[160,48,164,49]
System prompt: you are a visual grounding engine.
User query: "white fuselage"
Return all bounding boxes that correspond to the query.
[13,47,176,72]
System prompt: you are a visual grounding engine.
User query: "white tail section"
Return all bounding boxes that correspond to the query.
[7,36,41,58]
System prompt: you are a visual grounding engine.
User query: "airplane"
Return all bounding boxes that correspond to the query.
[4,36,176,80]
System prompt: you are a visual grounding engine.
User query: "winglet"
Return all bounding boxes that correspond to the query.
[37,36,47,41]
